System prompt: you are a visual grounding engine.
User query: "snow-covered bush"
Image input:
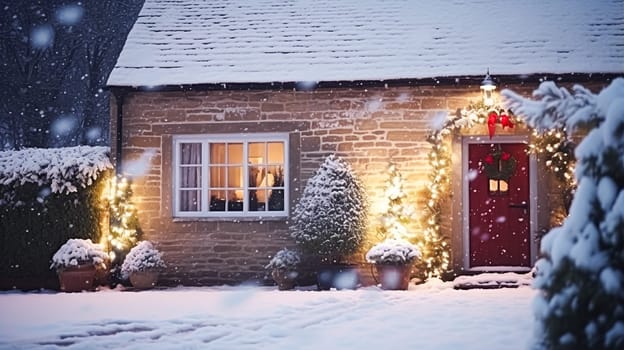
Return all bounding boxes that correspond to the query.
[0,146,112,195]
[366,239,421,265]
[50,238,109,270]
[290,155,368,264]
[503,78,624,350]
[120,241,166,278]
[265,248,300,271]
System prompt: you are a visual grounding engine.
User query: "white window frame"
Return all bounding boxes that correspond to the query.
[173,133,289,218]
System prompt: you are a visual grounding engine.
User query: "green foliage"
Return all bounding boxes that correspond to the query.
[506,78,624,350]
[0,171,111,289]
[290,155,368,264]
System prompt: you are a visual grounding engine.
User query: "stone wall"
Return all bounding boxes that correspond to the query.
[110,81,588,286]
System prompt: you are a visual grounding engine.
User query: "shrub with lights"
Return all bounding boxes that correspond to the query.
[106,174,141,278]
[367,163,420,263]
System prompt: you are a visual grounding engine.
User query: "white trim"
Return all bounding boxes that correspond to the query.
[461,135,536,272]
[172,133,289,218]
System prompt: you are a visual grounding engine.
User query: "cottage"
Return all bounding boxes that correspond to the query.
[107,0,624,285]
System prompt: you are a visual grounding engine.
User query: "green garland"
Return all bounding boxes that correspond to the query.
[422,102,518,279]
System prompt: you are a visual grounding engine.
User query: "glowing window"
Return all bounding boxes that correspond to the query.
[173,134,288,217]
[489,179,509,195]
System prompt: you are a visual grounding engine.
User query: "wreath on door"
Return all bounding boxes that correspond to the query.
[483,149,517,180]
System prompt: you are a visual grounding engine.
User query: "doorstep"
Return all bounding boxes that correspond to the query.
[452,272,533,290]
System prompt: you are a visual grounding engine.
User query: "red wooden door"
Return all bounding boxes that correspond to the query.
[468,143,530,268]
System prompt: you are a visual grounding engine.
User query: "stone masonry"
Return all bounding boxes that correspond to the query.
[111,83,540,286]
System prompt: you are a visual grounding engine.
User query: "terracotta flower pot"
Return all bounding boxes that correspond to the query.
[271,269,297,290]
[129,270,159,290]
[57,264,97,292]
[375,263,413,290]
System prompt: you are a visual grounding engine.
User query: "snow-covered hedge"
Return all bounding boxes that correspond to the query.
[50,238,109,270]
[120,241,166,278]
[290,155,368,264]
[366,239,421,265]
[265,248,301,270]
[503,78,624,350]
[0,146,112,194]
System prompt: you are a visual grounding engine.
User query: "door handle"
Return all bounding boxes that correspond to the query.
[509,202,528,209]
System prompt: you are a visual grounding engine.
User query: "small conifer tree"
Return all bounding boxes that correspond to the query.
[376,163,414,241]
[290,155,368,264]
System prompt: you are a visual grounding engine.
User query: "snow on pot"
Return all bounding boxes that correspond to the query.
[265,248,300,290]
[50,238,109,292]
[121,241,166,290]
[366,239,420,290]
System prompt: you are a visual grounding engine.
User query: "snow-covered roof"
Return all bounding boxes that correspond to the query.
[108,0,624,87]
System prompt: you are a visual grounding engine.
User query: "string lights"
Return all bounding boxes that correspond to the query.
[376,163,415,241]
[423,102,516,279]
[528,128,576,220]
[106,174,141,266]
[423,101,576,278]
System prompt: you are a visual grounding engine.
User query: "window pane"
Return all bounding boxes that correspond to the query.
[268,188,284,211]
[499,180,509,193]
[268,165,284,188]
[180,143,201,165]
[228,143,243,164]
[179,190,200,211]
[228,190,243,211]
[210,143,225,164]
[268,142,284,163]
[180,166,201,188]
[210,166,226,187]
[249,165,266,188]
[209,189,226,211]
[248,142,265,164]
[489,179,499,192]
[249,189,267,211]
[228,166,243,188]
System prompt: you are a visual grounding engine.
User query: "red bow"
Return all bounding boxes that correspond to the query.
[500,113,514,129]
[487,112,498,139]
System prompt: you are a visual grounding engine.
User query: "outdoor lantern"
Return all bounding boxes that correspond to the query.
[480,70,496,107]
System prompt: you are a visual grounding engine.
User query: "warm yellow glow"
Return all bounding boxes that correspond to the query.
[106,175,140,265]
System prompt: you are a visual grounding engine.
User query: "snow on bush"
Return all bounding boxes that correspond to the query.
[120,241,166,278]
[50,238,109,270]
[290,154,368,264]
[265,248,300,270]
[366,239,420,265]
[503,78,624,350]
[0,146,112,194]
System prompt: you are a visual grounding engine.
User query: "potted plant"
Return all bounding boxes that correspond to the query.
[120,241,166,290]
[290,155,368,290]
[50,238,109,292]
[265,248,300,290]
[366,239,421,290]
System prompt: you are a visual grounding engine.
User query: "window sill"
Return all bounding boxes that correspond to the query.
[172,216,288,223]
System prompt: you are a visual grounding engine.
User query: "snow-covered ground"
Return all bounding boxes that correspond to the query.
[0,279,535,350]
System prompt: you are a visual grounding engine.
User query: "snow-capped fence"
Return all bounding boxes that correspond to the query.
[0,146,113,290]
